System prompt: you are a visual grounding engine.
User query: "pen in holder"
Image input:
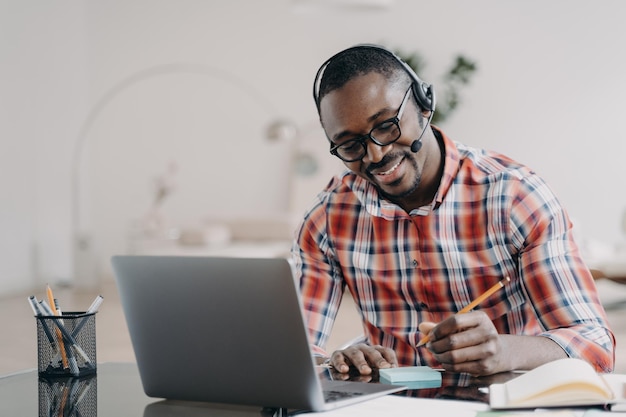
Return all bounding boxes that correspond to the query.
[36,311,97,377]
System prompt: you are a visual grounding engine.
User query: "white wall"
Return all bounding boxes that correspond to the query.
[2,0,626,296]
[1,1,88,293]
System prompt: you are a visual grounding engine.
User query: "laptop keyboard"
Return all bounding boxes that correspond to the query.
[323,390,364,403]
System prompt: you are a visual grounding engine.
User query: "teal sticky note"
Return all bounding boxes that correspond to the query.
[379,366,442,389]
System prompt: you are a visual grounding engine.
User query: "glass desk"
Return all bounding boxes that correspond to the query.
[0,362,515,416]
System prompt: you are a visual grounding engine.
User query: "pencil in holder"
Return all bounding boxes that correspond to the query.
[37,311,97,377]
[38,373,97,417]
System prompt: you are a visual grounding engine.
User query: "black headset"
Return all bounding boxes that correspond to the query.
[313,44,436,114]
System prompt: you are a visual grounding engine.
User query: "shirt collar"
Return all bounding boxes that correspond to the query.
[432,127,461,206]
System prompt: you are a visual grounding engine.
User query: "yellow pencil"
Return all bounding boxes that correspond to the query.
[46,284,69,370]
[416,277,510,347]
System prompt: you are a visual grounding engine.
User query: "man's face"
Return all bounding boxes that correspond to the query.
[319,72,425,201]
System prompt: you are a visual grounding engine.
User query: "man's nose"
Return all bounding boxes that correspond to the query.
[363,140,389,164]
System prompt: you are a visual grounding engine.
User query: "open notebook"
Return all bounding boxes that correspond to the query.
[489,358,625,409]
[111,255,404,412]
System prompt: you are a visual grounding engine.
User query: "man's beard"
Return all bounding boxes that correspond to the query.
[366,150,421,201]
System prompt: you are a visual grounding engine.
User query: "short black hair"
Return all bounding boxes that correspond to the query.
[315,45,409,110]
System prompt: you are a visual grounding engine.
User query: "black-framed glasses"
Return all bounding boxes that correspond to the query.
[329,86,412,162]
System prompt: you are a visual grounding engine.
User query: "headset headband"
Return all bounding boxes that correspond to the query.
[312,44,436,113]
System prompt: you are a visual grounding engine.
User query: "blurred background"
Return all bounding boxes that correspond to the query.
[2,0,626,296]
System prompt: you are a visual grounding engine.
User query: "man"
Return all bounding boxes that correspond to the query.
[292,44,615,377]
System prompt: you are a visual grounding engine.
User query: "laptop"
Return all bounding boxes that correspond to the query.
[111,255,404,412]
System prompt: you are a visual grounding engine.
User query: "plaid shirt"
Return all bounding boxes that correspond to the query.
[293,128,615,372]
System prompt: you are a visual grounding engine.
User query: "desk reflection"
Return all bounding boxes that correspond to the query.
[0,363,521,416]
[39,373,97,417]
[322,366,520,405]
[143,400,288,417]
[141,369,513,417]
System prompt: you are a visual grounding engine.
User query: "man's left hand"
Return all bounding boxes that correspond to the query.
[418,311,506,376]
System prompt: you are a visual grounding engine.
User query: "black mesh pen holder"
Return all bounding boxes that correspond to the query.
[36,311,97,377]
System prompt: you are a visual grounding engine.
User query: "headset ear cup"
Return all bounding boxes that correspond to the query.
[426,84,436,113]
[412,81,435,112]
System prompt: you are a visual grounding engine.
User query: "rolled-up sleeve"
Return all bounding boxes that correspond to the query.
[511,174,615,372]
[292,193,345,358]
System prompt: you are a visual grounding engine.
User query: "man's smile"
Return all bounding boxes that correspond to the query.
[368,154,407,185]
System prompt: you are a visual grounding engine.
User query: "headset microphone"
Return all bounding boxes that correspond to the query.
[409,110,434,153]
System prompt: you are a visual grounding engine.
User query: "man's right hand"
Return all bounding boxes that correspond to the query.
[328,343,398,375]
